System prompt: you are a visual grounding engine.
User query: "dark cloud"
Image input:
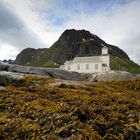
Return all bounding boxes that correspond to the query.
[0,1,47,51]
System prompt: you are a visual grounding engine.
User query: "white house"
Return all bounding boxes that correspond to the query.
[60,44,110,73]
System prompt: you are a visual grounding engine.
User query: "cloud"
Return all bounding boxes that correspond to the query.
[118,33,140,64]
[34,0,140,65]
[58,0,140,64]
[0,0,48,60]
[3,0,53,45]
[0,41,19,60]
[0,0,140,65]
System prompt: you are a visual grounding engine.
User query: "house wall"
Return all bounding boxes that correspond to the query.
[64,64,72,71]
[102,48,108,55]
[72,63,102,73]
[63,63,102,73]
[100,55,110,67]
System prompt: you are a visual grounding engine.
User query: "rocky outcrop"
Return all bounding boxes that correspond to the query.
[51,29,129,59]
[0,71,24,86]
[0,86,5,90]
[0,64,10,71]
[1,64,84,81]
[89,71,140,82]
[0,64,139,84]
[15,48,38,65]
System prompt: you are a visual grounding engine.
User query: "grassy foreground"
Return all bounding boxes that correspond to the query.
[0,76,140,140]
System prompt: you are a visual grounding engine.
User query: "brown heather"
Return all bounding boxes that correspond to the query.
[0,76,140,139]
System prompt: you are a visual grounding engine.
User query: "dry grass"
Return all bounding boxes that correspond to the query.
[0,76,140,139]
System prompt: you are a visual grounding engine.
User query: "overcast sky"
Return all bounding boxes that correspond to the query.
[0,0,140,64]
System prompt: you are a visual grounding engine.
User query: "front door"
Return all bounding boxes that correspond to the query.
[102,67,107,72]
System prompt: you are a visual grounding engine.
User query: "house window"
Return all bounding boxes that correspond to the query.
[86,64,89,70]
[77,64,80,70]
[68,66,70,70]
[95,64,98,70]
[102,63,107,67]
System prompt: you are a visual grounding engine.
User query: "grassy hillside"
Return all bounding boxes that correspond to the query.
[0,76,140,139]
[110,56,140,74]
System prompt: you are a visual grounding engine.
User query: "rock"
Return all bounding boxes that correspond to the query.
[43,68,83,81]
[1,64,139,82]
[97,71,136,81]
[0,86,5,90]
[8,65,84,81]
[135,74,140,78]
[0,72,12,86]
[0,64,9,71]
[8,65,31,74]
[89,71,139,82]
[0,71,24,86]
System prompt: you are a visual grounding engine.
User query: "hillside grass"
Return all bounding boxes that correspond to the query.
[110,56,140,74]
[0,76,140,139]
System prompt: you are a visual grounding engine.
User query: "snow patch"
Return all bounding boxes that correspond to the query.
[101,44,107,48]
[83,38,86,41]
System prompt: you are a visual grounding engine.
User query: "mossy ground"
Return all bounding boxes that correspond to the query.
[0,76,140,139]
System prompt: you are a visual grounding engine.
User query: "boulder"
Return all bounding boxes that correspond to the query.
[0,86,5,90]
[97,71,138,81]
[8,65,84,81]
[0,71,24,86]
[0,64,9,71]
[2,64,139,82]
[8,65,31,74]
[42,68,83,81]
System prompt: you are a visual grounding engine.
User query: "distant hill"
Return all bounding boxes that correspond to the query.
[0,59,14,64]
[15,29,140,73]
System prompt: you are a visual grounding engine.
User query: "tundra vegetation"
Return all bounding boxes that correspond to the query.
[0,76,140,139]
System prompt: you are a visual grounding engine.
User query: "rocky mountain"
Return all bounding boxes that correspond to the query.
[0,59,14,64]
[15,29,140,73]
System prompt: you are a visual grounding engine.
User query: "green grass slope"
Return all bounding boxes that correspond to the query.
[110,56,140,74]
